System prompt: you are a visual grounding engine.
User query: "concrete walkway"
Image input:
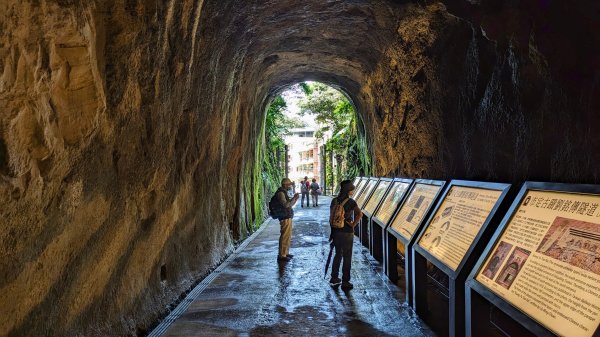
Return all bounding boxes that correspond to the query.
[151,196,435,337]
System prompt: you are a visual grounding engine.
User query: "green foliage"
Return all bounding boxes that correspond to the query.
[299,83,370,189]
[265,96,287,148]
[262,95,304,196]
[299,83,352,140]
[250,136,265,231]
[262,96,287,196]
[345,121,371,179]
[299,82,313,95]
[252,85,371,231]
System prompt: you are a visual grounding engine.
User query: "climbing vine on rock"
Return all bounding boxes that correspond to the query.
[251,95,304,229]
[263,96,289,194]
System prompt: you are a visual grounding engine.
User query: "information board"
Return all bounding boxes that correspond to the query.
[418,186,503,271]
[391,183,444,240]
[374,181,412,225]
[475,190,600,337]
[353,178,367,199]
[364,180,391,215]
[356,179,378,208]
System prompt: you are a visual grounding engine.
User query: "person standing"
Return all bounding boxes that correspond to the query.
[300,176,310,207]
[275,178,299,262]
[310,178,320,207]
[329,180,362,290]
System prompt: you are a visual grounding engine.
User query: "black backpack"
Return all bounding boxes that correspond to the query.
[268,191,288,219]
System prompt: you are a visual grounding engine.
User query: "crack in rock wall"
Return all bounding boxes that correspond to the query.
[0,0,598,336]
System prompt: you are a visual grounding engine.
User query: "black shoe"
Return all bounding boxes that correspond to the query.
[329,277,342,286]
[341,282,354,290]
[277,256,291,262]
[286,254,294,258]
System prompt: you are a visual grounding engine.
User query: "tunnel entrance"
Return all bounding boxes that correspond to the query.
[261,82,371,200]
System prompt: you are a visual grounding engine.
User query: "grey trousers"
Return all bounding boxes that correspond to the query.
[301,192,309,207]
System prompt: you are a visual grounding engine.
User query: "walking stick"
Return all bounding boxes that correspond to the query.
[324,240,334,278]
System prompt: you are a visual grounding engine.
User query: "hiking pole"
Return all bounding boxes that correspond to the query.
[324,241,334,278]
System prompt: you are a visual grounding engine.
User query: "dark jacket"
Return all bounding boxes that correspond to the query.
[276,187,294,220]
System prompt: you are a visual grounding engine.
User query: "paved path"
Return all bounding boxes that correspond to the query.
[151,196,435,337]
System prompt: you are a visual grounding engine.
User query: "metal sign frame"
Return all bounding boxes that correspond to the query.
[412,179,512,337]
[384,179,447,305]
[465,181,600,337]
[369,178,414,262]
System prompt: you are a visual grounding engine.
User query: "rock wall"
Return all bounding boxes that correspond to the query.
[0,0,597,336]
[0,1,237,335]
[362,1,599,183]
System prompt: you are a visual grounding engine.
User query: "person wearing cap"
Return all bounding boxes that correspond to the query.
[329,179,362,290]
[276,177,300,262]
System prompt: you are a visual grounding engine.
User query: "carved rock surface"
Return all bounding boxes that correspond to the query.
[0,0,597,336]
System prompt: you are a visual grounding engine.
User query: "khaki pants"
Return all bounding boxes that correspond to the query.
[279,218,293,257]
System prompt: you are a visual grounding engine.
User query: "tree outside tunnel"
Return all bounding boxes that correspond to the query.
[257,82,371,221]
[297,83,371,191]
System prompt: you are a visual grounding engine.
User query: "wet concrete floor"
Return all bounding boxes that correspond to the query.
[153,196,435,337]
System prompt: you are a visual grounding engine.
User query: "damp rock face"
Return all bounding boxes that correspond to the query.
[360,1,599,182]
[0,0,597,336]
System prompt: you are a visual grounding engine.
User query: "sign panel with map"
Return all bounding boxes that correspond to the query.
[417,185,503,271]
[475,187,600,337]
[374,180,413,226]
[364,180,392,215]
[356,178,379,208]
[390,182,444,241]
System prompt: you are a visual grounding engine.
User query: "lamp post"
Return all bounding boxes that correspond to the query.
[284,144,289,178]
[320,144,326,195]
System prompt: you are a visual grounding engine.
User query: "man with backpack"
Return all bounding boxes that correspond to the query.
[328,180,362,290]
[300,176,310,207]
[269,178,299,262]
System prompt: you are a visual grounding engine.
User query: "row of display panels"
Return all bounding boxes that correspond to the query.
[349,176,600,337]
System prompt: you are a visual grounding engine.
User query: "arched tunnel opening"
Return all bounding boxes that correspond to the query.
[260,81,370,198]
[0,0,598,336]
[242,80,371,242]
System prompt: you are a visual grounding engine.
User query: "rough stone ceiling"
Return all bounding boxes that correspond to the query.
[197,0,399,108]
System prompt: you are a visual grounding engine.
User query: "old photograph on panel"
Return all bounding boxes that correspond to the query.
[537,216,600,276]
[482,241,513,280]
[495,247,531,289]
